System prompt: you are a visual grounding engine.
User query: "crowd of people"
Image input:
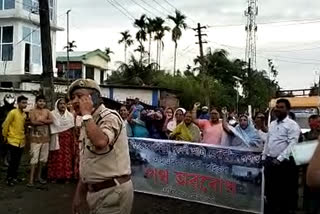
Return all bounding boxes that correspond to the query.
[119,98,269,149]
[0,86,320,214]
[0,95,80,187]
[119,98,320,214]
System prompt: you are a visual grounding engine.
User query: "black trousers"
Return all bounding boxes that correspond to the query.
[7,144,24,180]
[264,157,299,214]
[0,139,8,161]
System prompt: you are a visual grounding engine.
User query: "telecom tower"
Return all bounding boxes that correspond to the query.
[245,0,258,70]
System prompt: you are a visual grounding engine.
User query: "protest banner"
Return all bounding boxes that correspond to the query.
[129,138,263,214]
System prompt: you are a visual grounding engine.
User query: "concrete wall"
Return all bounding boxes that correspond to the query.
[20,82,68,94]
[94,67,101,84]
[83,55,108,70]
[11,82,179,109]
[100,87,110,99]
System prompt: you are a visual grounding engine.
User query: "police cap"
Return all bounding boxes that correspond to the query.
[68,79,101,98]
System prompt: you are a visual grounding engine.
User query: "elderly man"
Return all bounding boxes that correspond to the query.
[263,98,300,214]
[69,79,133,214]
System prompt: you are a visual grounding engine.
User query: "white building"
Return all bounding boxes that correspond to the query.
[56,50,109,84]
[0,0,61,77]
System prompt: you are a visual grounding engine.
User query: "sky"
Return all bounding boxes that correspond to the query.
[56,0,320,89]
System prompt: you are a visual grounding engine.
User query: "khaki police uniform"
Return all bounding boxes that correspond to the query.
[69,79,133,214]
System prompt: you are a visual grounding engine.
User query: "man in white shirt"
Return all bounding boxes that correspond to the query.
[263,98,300,214]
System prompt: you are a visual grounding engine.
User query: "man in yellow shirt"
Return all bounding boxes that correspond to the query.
[2,95,28,186]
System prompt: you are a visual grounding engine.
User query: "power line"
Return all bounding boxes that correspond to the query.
[139,0,168,17]
[129,0,158,17]
[161,0,176,10]
[208,18,320,28]
[258,41,320,52]
[160,0,197,24]
[258,47,320,53]
[207,40,320,65]
[106,0,135,21]
[152,0,173,15]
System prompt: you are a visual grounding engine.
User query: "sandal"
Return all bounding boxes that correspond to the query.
[27,183,34,188]
[39,179,47,184]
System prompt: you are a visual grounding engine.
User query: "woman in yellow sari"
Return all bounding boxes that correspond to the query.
[170,111,201,142]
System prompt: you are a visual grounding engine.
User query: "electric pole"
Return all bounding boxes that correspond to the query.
[66,9,71,81]
[194,23,207,59]
[39,0,54,109]
[193,23,209,106]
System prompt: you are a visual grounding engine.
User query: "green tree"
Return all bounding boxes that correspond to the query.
[146,17,156,64]
[134,15,147,61]
[108,56,158,86]
[153,17,170,70]
[104,47,113,63]
[118,30,134,63]
[168,10,187,76]
[134,44,147,58]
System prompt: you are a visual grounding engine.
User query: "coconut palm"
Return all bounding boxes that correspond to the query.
[168,10,187,76]
[146,17,156,64]
[118,30,134,63]
[134,14,148,61]
[134,45,147,58]
[112,56,158,86]
[153,17,170,70]
[104,47,113,63]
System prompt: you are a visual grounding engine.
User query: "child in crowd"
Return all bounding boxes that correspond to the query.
[28,95,53,187]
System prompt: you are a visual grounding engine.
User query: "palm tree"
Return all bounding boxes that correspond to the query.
[153,17,170,70]
[168,10,187,76]
[118,30,134,63]
[146,17,156,64]
[113,56,158,86]
[104,47,114,63]
[134,45,147,58]
[134,15,148,61]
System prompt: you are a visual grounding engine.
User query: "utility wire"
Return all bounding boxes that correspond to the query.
[129,0,158,17]
[208,41,320,65]
[139,0,168,17]
[161,0,197,24]
[152,0,173,15]
[208,18,320,28]
[106,0,135,21]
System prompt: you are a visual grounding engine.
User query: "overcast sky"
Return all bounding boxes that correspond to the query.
[56,0,320,89]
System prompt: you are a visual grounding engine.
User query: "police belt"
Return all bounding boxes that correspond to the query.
[87,175,131,193]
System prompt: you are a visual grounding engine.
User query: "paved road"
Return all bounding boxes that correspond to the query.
[0,181,246,214]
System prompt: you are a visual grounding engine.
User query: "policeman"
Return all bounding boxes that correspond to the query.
[69,79,133,214]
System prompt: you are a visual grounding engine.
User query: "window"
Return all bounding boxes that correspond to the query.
[0,26,14,61]
[0,0,15,10]
[23,0,39,14]
[23,0,54,20]
[22,26,41,65]
[100,70,105,84]
[86,66,94,80]
[66,69,82,80]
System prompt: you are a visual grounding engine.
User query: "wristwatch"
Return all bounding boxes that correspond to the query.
[82,114,93,121]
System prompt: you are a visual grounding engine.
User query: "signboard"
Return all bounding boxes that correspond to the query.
[129,138,263,213]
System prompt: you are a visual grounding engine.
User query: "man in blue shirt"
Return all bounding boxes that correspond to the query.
[198,106,210,120]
